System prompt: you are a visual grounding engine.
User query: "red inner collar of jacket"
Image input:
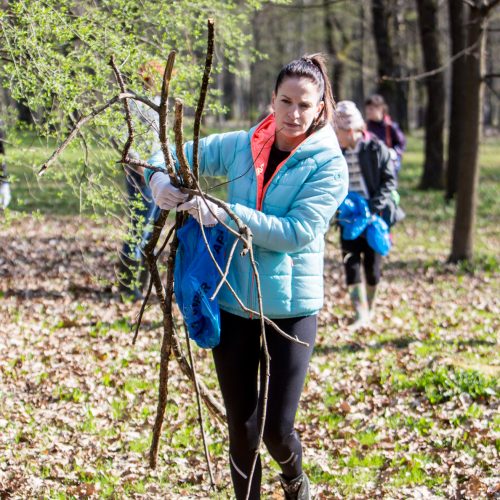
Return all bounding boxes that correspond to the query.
[251,113,314,211]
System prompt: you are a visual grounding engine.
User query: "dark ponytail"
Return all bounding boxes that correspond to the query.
[274,53,335,134]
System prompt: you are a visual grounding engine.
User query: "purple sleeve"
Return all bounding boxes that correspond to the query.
[391,123,406,154]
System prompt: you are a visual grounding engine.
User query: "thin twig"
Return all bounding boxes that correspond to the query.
[244,245,270,500]
[109,56,134,162]
[192,19,215,180]
[39,92,137,175]
[183,321,216,488]
[381,39,480,83]
[132,224,176,345]
[210,237,240,300]
[132,276,154,345]
[127,89,160,112]
[149,219,179,469]
[174,99,194,187]
[170,328,226,422]
[155,222,176,261]
[122,156,165,173]
[159,51,177,176]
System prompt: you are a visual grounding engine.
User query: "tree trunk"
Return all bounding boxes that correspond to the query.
[446,0,467,200]
[249,11,262,121]
[450,6,488,262]
[353,3,365,106]
[370,0,409,127]
[221,60,236,121]
[392,0,409,131]
[323,0,344,100]
[416,0,445,189]
[371,0,397,113]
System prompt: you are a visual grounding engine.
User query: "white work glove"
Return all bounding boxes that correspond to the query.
[177,195,227,227]
[0,182,11,209]
[149,172,188,210]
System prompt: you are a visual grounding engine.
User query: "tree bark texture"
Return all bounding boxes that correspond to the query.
[370,0,408,128]
[371,0,397,109]
[323,0,344,100]
[446,0,467,200]
[450,6,488,261]
[391,0,409,131]
[416,0,445,189]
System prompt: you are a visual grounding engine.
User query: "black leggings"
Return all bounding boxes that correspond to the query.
[341,234,382,286]
[212,310,317,500]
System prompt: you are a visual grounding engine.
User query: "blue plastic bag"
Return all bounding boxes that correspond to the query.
[366,215,391,256]
[338,192,371,240]
[174,217,228,349]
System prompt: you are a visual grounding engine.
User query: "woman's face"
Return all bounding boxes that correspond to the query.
[335,127,355,149]
[272,77,324,151]
[365,104,384,122]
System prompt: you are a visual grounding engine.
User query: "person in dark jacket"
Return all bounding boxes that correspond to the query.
[334,101,397,329]
[364,94,406,177]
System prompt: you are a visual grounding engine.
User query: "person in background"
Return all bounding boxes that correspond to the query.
[118,61,163,300]
[334,100,397,330]
[145,54,348,499]
[364,94,406,178]
[0,119,11,210]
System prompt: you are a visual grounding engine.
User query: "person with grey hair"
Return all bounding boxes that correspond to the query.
[334,100,397,329]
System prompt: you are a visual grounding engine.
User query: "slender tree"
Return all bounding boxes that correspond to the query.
[450,0,500,262]
[370,0,408,127]
[416,0,445,189]
[391,0,409,131]
[352,3,365,106]
[323,0,345,100]
[371,0,398,113]
[446,0,467,200]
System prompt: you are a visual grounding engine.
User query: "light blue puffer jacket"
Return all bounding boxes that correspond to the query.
[145,114,348,319]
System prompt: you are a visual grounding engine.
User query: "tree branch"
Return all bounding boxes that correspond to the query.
[382,39,480,82]
[192,19,215,180]
[174,99,194,187]
[159,51,177,177]
[109,56,134,163]
[39,93,136,175]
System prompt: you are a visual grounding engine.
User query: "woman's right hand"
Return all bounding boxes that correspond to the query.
[149,172,188,209]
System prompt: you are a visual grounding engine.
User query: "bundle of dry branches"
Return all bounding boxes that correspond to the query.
[39,19,308,498]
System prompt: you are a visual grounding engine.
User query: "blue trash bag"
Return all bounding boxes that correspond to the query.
[338,192,371,240]
[366,215,391,256]
[174,217,229,348]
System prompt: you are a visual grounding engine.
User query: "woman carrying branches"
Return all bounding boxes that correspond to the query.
[144,55,348,499]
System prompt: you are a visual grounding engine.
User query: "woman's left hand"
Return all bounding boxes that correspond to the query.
[178,195,227,227]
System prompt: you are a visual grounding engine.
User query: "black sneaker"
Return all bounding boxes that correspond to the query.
[279,472,311,500]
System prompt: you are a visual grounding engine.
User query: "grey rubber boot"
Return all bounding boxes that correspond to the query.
[348,283,370,330]
[279,472,311,500]
[366,284,378,319]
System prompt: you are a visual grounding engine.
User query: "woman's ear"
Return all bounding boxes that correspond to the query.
[315,100,325,119]
[271,91,276,112]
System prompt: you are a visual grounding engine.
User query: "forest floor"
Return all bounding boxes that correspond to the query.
[0,134,499,499]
